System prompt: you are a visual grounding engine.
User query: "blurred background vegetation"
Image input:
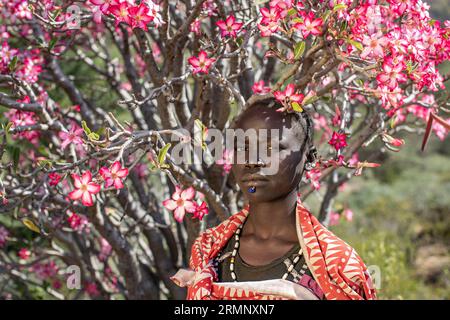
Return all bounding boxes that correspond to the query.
[315,0,450,300]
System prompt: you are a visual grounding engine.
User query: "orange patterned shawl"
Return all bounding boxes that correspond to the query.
[171,197,377,300]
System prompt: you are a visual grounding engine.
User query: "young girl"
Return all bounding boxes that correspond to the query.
[170,97,376,300]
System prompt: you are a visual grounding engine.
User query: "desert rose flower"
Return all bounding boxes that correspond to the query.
[99,161,129,189]
[68,171,101,207]
[162,186,196,222]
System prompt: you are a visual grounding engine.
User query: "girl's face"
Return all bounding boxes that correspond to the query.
[231,106,308,203]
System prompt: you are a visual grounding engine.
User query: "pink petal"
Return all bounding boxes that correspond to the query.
[116,168,128,178]
[198,51,207,61]
[104,178,114,188]
[81,171,92,184]
[71,174,82,189]
[113,178,124,189]
[216,21,227,29]
[110,161,121,173]
[285,84,295,96]
[173,206,185,222]
[232,22,243,30]
[188,57,200,67]
[99,167,110,178]
[68,189,83,201]
[162,199,177,211]
[60,138,70,150]
[181,187,195,200]
[81,192,94,206]
[86,183,101,194]
[184,200,197,213]
[173,186,182,200]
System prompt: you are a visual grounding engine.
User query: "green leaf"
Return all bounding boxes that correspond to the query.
[287,8,297,16]
[96,127,106,136]
[88,132,99,141]
[347,39,363,51]
[322,10,332,22]
[37,145,49,158]
[294,41,306,60]
[12,146,20,173]
[3,122,13,142]
[291,17,303,24]
[22,218,41,234]
[48,37,57,51]
[37,159,53,169]
[333,3,348,11]
[291,102,303,112]
[158,143,171,165]
[355,79,364,87]
[8,56,18,72]
[81,120,91,135]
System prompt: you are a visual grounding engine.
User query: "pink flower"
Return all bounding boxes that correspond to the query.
[328,131,348,151]
[99,161,129,189]
[109,2,132,26]
[99,238,112,262]
[376,57,407,90]
[216,149,233,175]
[128,3,154,31]
[188,51,215,74]
[190,18,202,35]
[329,211,340,226]
[85,282,100,297]
[273,83,304,109]
[258,21,279,37]
[295,13,323,38]
[361,32,388,59]
[68,171,101,207]
[193,201,209,220]
[31,261,58,280]
[89,0,114,13]
[68,212,82,229]
[305,167,321,190]
[48,172,61,186]
[343,209,353,222]
[18,248,31,260]
[216,15,243,38]
[162,186,196,222]
[260,7,281,25]
[59,124,84,150]
[252,80,271,94]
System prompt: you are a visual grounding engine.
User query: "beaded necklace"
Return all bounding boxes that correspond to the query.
[217,221,307,282]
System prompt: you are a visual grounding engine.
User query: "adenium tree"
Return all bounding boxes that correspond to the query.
[0,0,449,299]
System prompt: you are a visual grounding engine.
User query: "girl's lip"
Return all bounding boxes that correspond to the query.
[243,180,269,187]
[241,175,269,183]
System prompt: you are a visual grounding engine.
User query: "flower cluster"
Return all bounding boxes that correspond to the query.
[162,186,209,222]
[188,51,216,75]
[89,0,164,30]
[68,162,129,207]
